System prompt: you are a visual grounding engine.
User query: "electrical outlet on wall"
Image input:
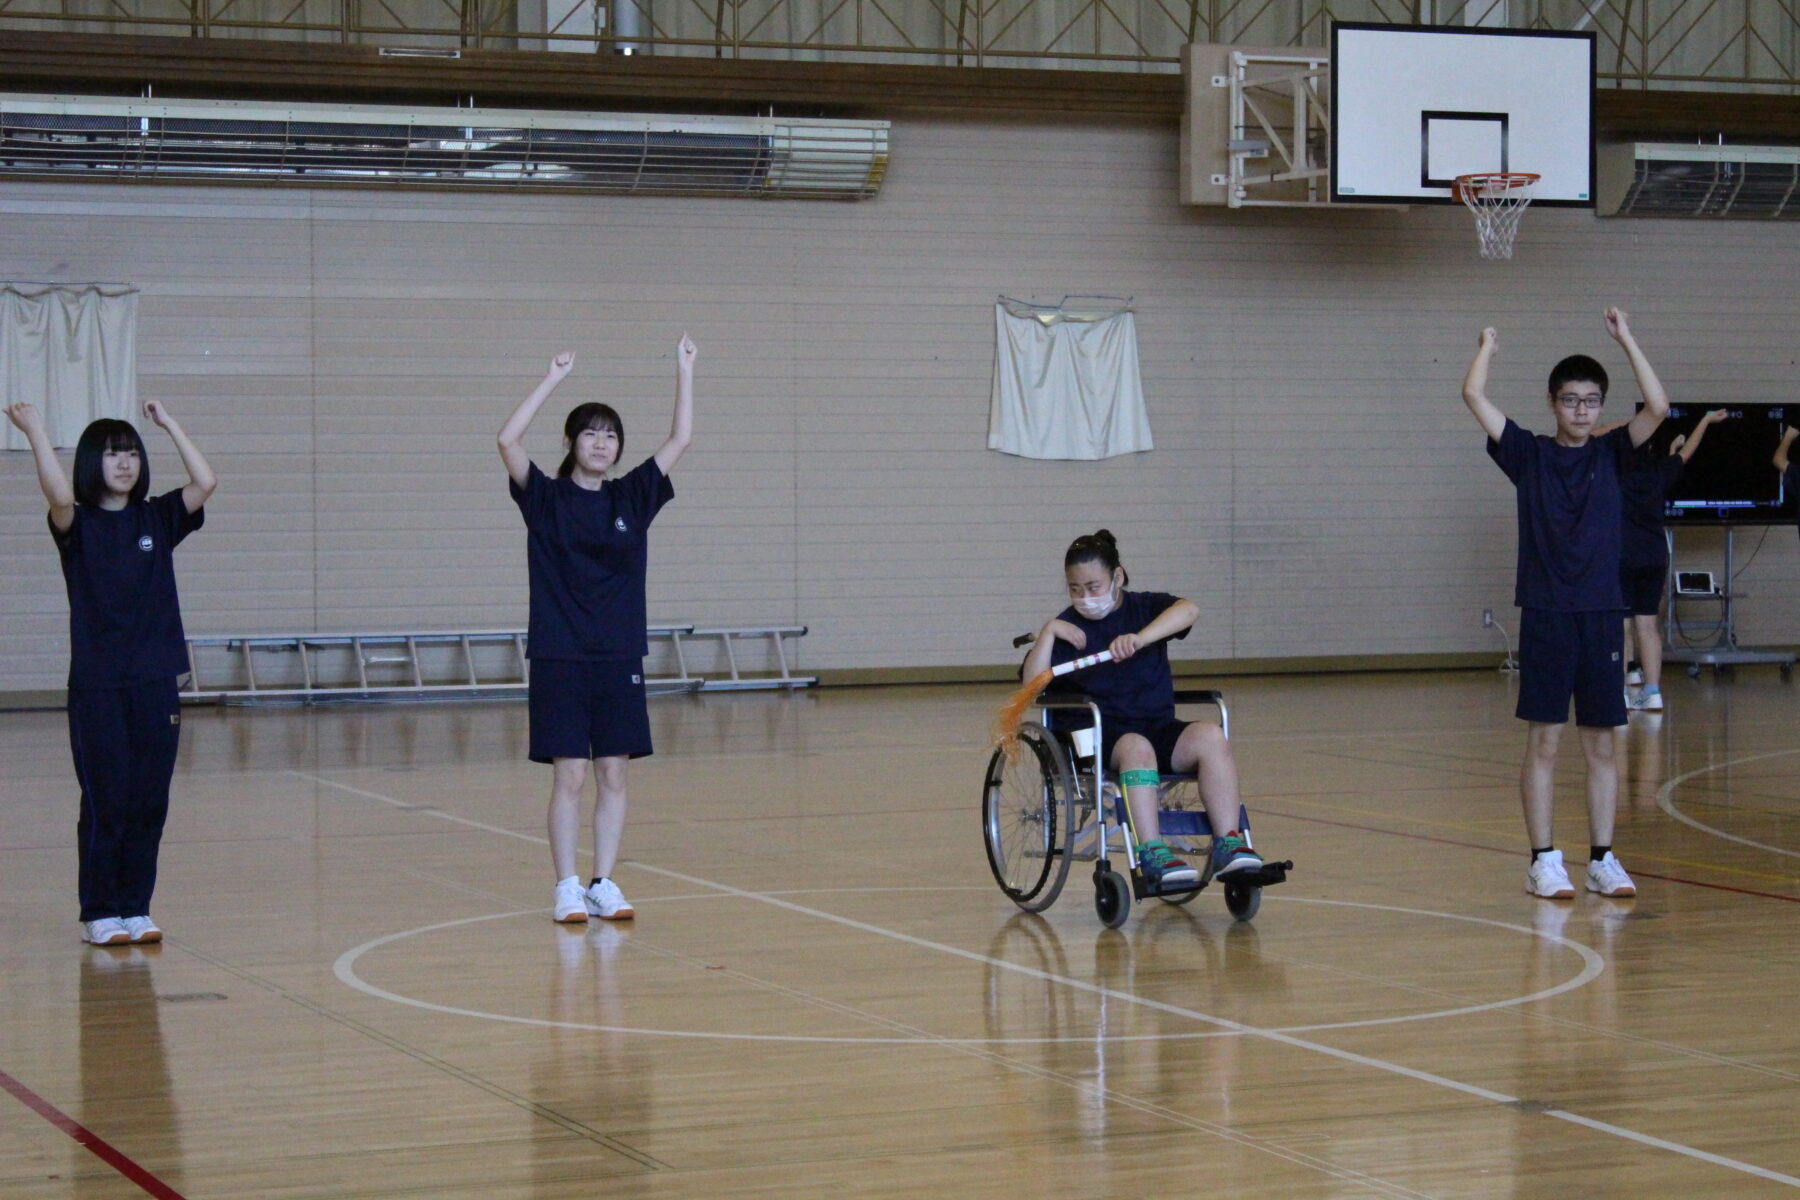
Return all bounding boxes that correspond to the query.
[1482,609,1496,628]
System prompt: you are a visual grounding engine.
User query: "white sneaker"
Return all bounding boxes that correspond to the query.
[82,918,131,945]
[1586,852,1637,897]
[584,878,635,921]
[1636,690,1664,712]
[1626,667,1644,686]
[1526,849,1576,899]
[553,877,589,923]
[122,916,162,944]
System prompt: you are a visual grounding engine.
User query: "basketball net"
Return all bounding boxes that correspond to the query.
[1454,173,1539,261]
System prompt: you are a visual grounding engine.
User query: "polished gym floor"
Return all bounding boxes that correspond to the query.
[2,668,1798,1198]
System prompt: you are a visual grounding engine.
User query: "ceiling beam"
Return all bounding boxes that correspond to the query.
[2,30,1797,136]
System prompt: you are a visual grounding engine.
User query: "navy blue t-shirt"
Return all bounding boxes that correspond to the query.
[1487,419,1633,612]
[510,458,674,661]
[1045,590,1188,724]
[50,490,204,690]
[1619,449,1683,569]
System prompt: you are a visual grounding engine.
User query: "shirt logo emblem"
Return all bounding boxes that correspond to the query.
[614,517,628,533]
[138,535,154,552]
[631,674,642,685]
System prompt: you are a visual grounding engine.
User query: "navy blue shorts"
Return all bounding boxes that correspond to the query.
[1517,609,1627,728]
[1102,716,1191,775]
[1620,560,1666,618]
[527,658,653,764]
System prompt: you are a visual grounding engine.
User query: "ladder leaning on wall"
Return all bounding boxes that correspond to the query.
[181,623,816,702]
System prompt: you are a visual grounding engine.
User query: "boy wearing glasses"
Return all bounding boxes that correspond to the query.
[1462,307,1669,900]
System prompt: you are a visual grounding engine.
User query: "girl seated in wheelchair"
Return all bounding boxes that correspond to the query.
[1021,530,1264,890]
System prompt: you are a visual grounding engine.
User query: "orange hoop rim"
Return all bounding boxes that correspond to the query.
[1453,172,1541,203]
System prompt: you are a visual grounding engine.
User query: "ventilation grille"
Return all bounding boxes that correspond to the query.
[1614,143,1800,218]
[0,94,889,199]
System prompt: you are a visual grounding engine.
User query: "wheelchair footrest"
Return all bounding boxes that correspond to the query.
[1222,860,1292,889]
[1135,877,1203,901]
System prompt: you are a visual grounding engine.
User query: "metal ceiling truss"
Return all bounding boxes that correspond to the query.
[0,0,1793,88]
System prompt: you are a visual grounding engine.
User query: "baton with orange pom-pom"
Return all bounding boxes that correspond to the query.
[991,648,1115,759]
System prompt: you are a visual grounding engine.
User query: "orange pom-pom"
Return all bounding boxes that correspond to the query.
[990,668,1055,761]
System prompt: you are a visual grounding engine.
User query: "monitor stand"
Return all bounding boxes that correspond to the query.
[1661,527,1796,679]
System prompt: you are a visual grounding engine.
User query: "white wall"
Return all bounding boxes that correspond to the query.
[2,113,1797,692]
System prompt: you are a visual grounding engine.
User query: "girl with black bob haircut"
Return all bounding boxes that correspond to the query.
[5,400,216,947]
[1022,529,1270,890]
[497,337,695,926]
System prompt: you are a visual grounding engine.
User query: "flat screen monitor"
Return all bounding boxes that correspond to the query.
[1639,403,1796,525]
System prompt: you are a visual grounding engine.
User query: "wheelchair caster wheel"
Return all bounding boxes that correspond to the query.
[1223,880,1260,922]
[1095,867,1130,929]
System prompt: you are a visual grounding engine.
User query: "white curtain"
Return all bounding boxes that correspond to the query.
[1,285,139,451]
[988,297,1152,461]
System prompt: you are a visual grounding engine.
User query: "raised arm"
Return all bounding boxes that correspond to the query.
[1776,425,1798,474]
[1022,617,1087,678]
[497,352,574,488]
[4,402,76,532]
[1608,308,1670,447]
[1461,327,1507,442]
[142,401,216,514]
[1674,408,1728,464]
[1109,597,1200,662]
[653,333,696,476]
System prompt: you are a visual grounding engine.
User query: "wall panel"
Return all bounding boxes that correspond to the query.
[2,113,1797,692]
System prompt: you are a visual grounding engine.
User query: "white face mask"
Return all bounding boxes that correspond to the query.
[1074,587,1118,620]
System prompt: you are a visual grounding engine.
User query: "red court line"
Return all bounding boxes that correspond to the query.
[0,1067,188,1200]
[1256,806,1800,905]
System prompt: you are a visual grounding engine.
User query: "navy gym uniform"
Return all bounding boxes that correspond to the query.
[510,458,673,763]
[1619,448,1683,616]
[1046,590,1192,771]
[50,491,204,924]
[1488,418,1633,727]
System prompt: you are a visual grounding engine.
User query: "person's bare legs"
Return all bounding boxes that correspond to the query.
[1171,721,1242,836]
[549,757,589,880]
[1578,725,1618,848]
[1111,734,1163,844]
[1520,721,1564,848]
[592,754,629,881]
[1632,613,1663,689]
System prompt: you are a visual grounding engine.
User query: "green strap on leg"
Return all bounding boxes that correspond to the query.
[1119,768,1160,790]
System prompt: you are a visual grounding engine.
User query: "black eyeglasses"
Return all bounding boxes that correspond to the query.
[1554,394,1604,412]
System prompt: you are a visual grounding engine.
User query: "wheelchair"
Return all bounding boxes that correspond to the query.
[981,643,1291,929]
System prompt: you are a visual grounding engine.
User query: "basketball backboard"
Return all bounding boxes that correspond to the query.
[1330,23,1595,207]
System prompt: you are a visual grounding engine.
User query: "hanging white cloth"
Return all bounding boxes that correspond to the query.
[1,284,139,451]
[988,296,1152,461]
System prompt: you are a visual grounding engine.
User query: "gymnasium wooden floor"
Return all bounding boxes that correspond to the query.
[3,668,1798,1198]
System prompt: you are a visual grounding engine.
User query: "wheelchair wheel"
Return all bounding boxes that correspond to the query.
[1094,866,1131,929]
[982,722,1076,912]
[1223,880,1261,922]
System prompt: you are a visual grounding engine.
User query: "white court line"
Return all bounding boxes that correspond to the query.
[1656,748,1800,861]
[292,769,1800,1188]
[333,900,1605,1043]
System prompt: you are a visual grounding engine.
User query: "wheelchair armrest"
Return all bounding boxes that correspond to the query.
[1034,692,1099,714]
[1172,689,1223,706]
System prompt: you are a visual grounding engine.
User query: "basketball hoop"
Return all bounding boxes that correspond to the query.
[1453,172,1540,260]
